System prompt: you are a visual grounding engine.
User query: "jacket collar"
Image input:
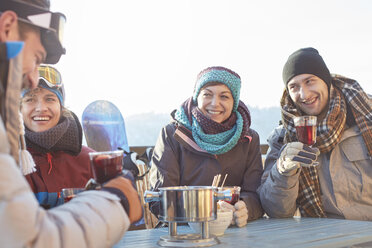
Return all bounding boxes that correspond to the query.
[339,125,360,142]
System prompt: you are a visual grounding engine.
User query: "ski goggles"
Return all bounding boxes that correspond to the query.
[1,0,66,64]
[21,65,64,105]
[38,65,62,89]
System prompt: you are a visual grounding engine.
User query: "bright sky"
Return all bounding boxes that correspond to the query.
[51,0,372,119]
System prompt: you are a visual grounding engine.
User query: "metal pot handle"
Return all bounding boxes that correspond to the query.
[215,189,232,201]
[144,190,161,203]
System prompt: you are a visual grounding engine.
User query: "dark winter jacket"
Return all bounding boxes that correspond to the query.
[24,112,94,208]
[25,146,94,208]
[149,122,264,220]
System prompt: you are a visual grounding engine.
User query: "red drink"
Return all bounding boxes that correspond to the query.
[221,186,241,205]
[293,116,317,146]
[62,188,84,203]
[295,125,316,146]
[225,192,240,205]
[91,153,123,184]
[64,195,75,203]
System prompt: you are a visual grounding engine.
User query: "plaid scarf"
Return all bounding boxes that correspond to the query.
[174,97,251,154]
[281,75,372,217]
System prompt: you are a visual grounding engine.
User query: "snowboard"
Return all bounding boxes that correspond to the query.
[82,100,157,229]
[82,100,129,153]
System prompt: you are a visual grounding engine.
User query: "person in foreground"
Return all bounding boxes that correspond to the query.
[0,0,142,247]
[21,65,94,208]
[149,66,264,227]
[258,47,372,220]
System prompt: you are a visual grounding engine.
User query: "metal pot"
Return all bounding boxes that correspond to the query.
[144,186,231,222]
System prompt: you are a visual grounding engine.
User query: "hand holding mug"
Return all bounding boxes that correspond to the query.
[277,142,320,175]
[89,150,143,223]
[293,116,319,166]
[218,200,248,228]
[89,150,124,184]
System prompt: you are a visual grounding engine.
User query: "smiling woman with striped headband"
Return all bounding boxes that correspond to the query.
[20,65,95,208]
[149,66,264,227]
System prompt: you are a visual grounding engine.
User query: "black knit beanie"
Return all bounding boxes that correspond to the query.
[282,47,331,87]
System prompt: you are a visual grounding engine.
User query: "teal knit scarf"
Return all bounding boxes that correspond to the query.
[174,99,248,155]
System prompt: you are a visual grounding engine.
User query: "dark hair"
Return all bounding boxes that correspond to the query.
[201,81,225,89]
[18,22,36,40]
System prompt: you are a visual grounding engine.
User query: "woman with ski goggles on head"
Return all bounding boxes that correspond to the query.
[20,65,95,208]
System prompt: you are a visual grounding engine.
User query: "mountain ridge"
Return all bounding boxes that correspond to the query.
[125,106,281,147]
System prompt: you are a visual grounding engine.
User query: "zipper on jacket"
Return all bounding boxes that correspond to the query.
[46,153,53,174]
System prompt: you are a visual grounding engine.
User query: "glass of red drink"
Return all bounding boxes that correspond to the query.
[62,188,85,203]
[219,186,241,205]
[293,116,317,146]
[293,116,319,165]
[89,150,124,184]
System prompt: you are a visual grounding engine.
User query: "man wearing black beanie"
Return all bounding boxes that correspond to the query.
[282,47,331,88]
[258,47,372,220]
[283,48,332,120]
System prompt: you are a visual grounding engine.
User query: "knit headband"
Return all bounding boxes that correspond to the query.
[21,79,65,106]
[193,66,241,111]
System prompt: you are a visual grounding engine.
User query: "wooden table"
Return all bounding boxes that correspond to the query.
[114,217,372,248]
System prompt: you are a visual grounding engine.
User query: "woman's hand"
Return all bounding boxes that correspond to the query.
[233,201,248,227]
[218,200,248,227]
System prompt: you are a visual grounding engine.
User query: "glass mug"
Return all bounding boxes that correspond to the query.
[89,150,124,184]
[62,188,85,203]
[219,186,241,205]
[293,116,317,146]
[293,115,319,166]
